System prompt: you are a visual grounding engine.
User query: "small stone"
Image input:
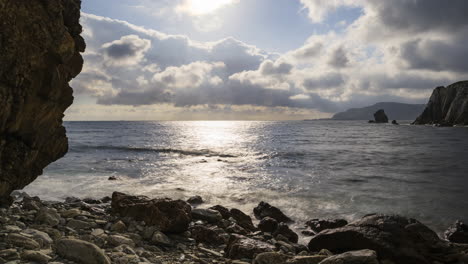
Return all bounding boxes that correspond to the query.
[108,235,136,247]
[209,205,231,219]
[319,249,379,264]
[274,223,298,243]
[0,249,19,261]
[151,231,172,247]
[67,219,96,230]
[56,238,111,264]
[21,250,51,264]
[91,229,105,236]
[36,208,61,226]
[22,229,53,248]
[7,233,41,250]
[287,255,328,264]
[111,220,127,232]
[61,208,81,218]
[254,252,289,264]
[191,208,222,223]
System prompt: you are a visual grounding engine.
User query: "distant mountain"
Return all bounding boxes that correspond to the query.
[332,102,426,120]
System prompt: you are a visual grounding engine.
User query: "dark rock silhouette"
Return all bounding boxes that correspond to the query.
[392,120,399,125]
[373,109,389,123]
[253,201,292,223]
[413,81,468,126]
[445,220,468,244]
[0,0,85,206]
[333,102,426,120]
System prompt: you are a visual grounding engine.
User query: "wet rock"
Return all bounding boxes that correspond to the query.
[253,252,290,264]
[373,109,388,123]
[150,231,172,247]
[287,255,328,264]
[445,220,468,244]
[187,195,204,205]
[0,249,19,261]
[21,250,52,264]
[192,208,222,223]
[108,235,135,247]
[230,208,256,231]
[209,205,232,219]
[190,225,225,245]
[67,219,96,230]
[56,238,111,264]
[7,233,41,250]
[225,235,276,260]
[226,223,249,235]
[319,249,379,264]
[61,208,81,218]
[111,192,191,233]
[111,220,127,232]
[254,202,292,223]
[305,219,348,233]
[0,0,85,206]
[274,223,298,243]
[308,214,461,264]
[36,208,61,226]
[392,120,399,125]
[258,217,279,233]
[22,229,53,248]
[22,196,43,211]
[91,228,105,236]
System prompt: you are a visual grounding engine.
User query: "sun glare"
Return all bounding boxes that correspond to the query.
[181,0,237,15]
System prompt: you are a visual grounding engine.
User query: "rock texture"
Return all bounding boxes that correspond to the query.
[0,0,85,206]
[373,109,389,123]
[413,81,468,126]
[308,214,462,264]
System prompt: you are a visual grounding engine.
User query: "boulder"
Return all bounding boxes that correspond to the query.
[258,217,279,233]
[445,220,468,244]
[111,192,191,233]
[187,195,204,205]
[274,223,298,243]
[56,238,111,264]
[7,233,41,250]
[0,0,85,206]
[110,220,127,232]
[21,250,52,264]
[319,249,379,264]
[151,230,172,247]
[305,219,348,233]
[192,208,223,223]
[225,235,276,259]
[209,205,232,219]
[373,109,389,123]
[413,81,468,126]
[308,214,462,264]
[253,252,290,264]
[230,208,256,231]
[254,202,292,223]
[190,225,225,245]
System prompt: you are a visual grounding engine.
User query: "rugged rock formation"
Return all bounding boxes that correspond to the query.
[413,81,468,126]
[308,214,463,264]
[445,220,468,244]
[333,102,426,121]
[0,0,85,206]
[373,109,389,123]
[254,201,293,223]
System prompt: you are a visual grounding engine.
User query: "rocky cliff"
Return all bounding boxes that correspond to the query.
[0,0,85,206]
[332,102,426,121]
[413,81,468,126]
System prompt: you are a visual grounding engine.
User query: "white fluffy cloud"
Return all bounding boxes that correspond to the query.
[70,0,468,120]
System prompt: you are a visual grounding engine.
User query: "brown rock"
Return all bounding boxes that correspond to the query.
[253,201,292,223]
[111,192,191,233]
[209,205,231,219]
[274,223,298,243]
[190,225,225,245]
[305,218,348,233]
[225,235,276,260]
[308,214,462,264]
[230,208,256,231]
[0,0,85,206]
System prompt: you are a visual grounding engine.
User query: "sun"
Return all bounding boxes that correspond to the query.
[179,0,238,16]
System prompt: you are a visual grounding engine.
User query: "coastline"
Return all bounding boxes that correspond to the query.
[1,192,467,264]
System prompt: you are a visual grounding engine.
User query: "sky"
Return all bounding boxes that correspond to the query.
[67,0,468,120]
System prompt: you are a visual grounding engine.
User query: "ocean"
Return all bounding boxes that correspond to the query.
[24,120,468,235]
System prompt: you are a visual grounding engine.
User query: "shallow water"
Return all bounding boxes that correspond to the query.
[25,120,468,235]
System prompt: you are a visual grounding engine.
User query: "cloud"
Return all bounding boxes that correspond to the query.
[102,35,151,65]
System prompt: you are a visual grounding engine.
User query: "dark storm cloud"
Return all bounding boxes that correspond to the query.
[328,47,349,68]
[303,73,345,90]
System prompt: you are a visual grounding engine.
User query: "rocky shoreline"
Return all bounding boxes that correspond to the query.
[1,192,467,264]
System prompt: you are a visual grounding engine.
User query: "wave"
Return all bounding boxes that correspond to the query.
[72,145,238,158]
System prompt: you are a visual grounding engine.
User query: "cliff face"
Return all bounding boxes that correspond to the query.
[413,81,468,126]
[0,0,85,206]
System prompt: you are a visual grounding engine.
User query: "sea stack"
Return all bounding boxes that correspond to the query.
[0,0,85,206]
[369,109,389,123]
[413,81,468,126]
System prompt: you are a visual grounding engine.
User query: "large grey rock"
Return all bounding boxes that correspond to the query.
[413,81,468,126]
[56,238,111,264]
[308,214,463,264]
[0,0,85,206]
